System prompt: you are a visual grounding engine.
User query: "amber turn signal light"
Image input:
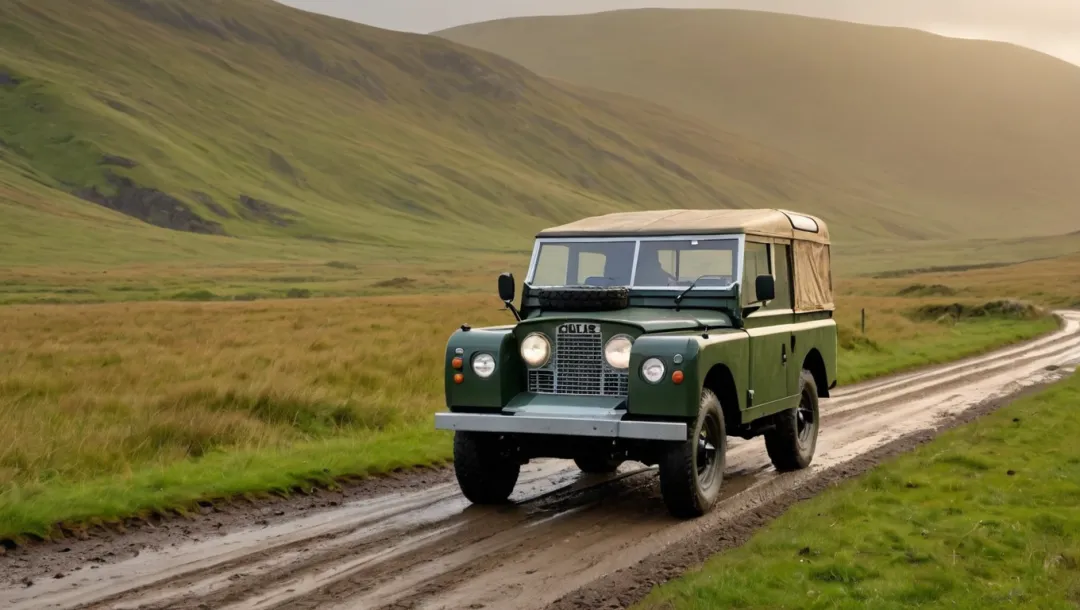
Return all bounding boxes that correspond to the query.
[452,357,463,369]
[453,373,464,384]
[672,370,684,385]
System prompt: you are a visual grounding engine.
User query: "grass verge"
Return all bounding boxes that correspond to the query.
[0,294,1063,542]
[635,371,1080,610]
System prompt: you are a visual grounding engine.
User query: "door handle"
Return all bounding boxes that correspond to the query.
[782,344,788,365]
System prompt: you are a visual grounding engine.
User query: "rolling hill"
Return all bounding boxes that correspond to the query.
[440,9,1080,241]
[0,0,930,271]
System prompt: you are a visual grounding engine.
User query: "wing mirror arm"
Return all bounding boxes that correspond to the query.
[498,272,522,321]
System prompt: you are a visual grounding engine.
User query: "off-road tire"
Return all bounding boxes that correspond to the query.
[535,286,630,312]
[658,389,726,519]
[764,369,820,472]
[574,456,623,474]
[452,431,520,504]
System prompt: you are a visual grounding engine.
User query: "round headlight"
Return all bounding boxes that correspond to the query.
[472,353,496,378]
[604,335,633,369]
[641,357,666,384]
[520,333,551,368]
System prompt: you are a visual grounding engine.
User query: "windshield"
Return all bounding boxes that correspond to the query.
[529,237,741,289]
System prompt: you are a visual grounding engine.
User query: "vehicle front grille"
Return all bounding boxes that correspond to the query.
[526,326,628,397]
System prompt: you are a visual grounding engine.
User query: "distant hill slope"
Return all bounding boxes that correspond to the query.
[0,0,928,267]
[441,9,1080,240]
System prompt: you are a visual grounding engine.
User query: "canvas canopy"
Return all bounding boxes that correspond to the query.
[537,209,830,244]
[538,209,834,312]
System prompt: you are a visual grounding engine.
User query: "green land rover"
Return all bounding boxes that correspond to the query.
[435,209,837,518]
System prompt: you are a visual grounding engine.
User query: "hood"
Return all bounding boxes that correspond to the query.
[521,307,733,334]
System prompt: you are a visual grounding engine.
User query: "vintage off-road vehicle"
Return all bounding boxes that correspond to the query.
[435,209,837,518]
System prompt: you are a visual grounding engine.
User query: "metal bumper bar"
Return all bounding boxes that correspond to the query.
[434,412,687,442]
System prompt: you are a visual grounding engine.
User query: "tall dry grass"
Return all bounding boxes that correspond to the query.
[0,282,1062,493]
[0,296,509,490]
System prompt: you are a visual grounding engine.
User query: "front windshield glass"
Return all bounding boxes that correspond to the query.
[529,237,741,289]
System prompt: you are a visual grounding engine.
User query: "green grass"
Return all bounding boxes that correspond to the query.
[837,317,1059,385]
[636,372,1080,610]
[0,426,450,539]
[0,0,919,272]
[441,8,1080,243]
[0,291,1060,542]
[2,0,1078,285]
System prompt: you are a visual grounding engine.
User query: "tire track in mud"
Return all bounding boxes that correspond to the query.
[4,312,1079,610]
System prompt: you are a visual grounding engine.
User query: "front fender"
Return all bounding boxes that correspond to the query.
[444,327,523,410]
[626,334,701,418]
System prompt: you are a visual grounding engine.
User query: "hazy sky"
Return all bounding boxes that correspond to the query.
[278,0,1080,64]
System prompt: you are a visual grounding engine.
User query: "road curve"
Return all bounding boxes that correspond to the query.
[4,311,1080,610]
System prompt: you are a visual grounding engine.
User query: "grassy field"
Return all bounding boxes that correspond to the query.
[441,9,1080,242]
[635,371,1080,610]
[0,266,1064,541]
[3,0,1080,283]
[1,0,940,273]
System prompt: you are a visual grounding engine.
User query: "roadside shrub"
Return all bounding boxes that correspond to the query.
[838,324,883,352]
[912,300,1042,322]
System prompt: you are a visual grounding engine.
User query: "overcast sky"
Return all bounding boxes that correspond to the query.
[277,0,1080,64]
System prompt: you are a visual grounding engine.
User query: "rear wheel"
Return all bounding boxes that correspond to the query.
[574,456,623,474]
[764,370,820,472]
[658,389,726,518]
[453,431,520,504]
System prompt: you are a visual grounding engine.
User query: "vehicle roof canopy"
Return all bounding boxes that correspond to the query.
[537,209,834,312]
[537,209,830,244]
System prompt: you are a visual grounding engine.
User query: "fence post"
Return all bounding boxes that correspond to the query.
[861,308,866,335]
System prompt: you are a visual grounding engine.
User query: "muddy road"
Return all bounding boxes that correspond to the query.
[4,311,1080,610]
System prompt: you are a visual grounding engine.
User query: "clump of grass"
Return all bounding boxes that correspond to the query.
[895,283,955,297]
[326,261,357,270]
[372,276,416,289]
[285,288,312,299]
[912,299,1042,322]
[636,372,1080,609]
[170,289,219,301]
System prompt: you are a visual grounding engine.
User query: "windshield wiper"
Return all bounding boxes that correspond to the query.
[673,275,729,311]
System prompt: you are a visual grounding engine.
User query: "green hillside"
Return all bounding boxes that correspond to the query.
[440,9,1080,241]
[0,0,929,273]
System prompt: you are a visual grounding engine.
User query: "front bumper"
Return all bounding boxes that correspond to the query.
[434,410,687,441]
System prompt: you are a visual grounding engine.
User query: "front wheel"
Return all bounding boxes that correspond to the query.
[764,370,820,472]
[453,431,520,504]
[658,389,726,518]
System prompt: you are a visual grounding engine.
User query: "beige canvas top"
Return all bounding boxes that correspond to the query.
[537,209,830,244]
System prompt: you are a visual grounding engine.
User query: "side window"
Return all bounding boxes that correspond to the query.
[770,243,793,310]
[742,242,771,303]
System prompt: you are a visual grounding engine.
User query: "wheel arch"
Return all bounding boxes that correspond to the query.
[703,363,741,432]
[802,348,830,398]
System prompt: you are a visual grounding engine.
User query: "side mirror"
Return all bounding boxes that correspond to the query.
[498,272,516,303]
[755,275,776,303]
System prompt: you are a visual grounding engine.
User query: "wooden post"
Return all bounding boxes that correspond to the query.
[861,308,866,335]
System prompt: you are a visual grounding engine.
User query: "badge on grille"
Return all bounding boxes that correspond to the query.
[558,323,599,334]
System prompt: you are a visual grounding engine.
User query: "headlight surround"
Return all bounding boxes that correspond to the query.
[604,335,633,369]
[520,333,551,368]
[472,353,496,378]
[641,357,666,384]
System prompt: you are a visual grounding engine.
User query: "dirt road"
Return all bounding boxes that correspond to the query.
[4,311,1080,610]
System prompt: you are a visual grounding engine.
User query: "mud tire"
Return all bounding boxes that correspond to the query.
[574,456,623,474]
[658,389,726,519]
[764,369,820,472]
[452,431,520,504]
[535,286,630,312]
